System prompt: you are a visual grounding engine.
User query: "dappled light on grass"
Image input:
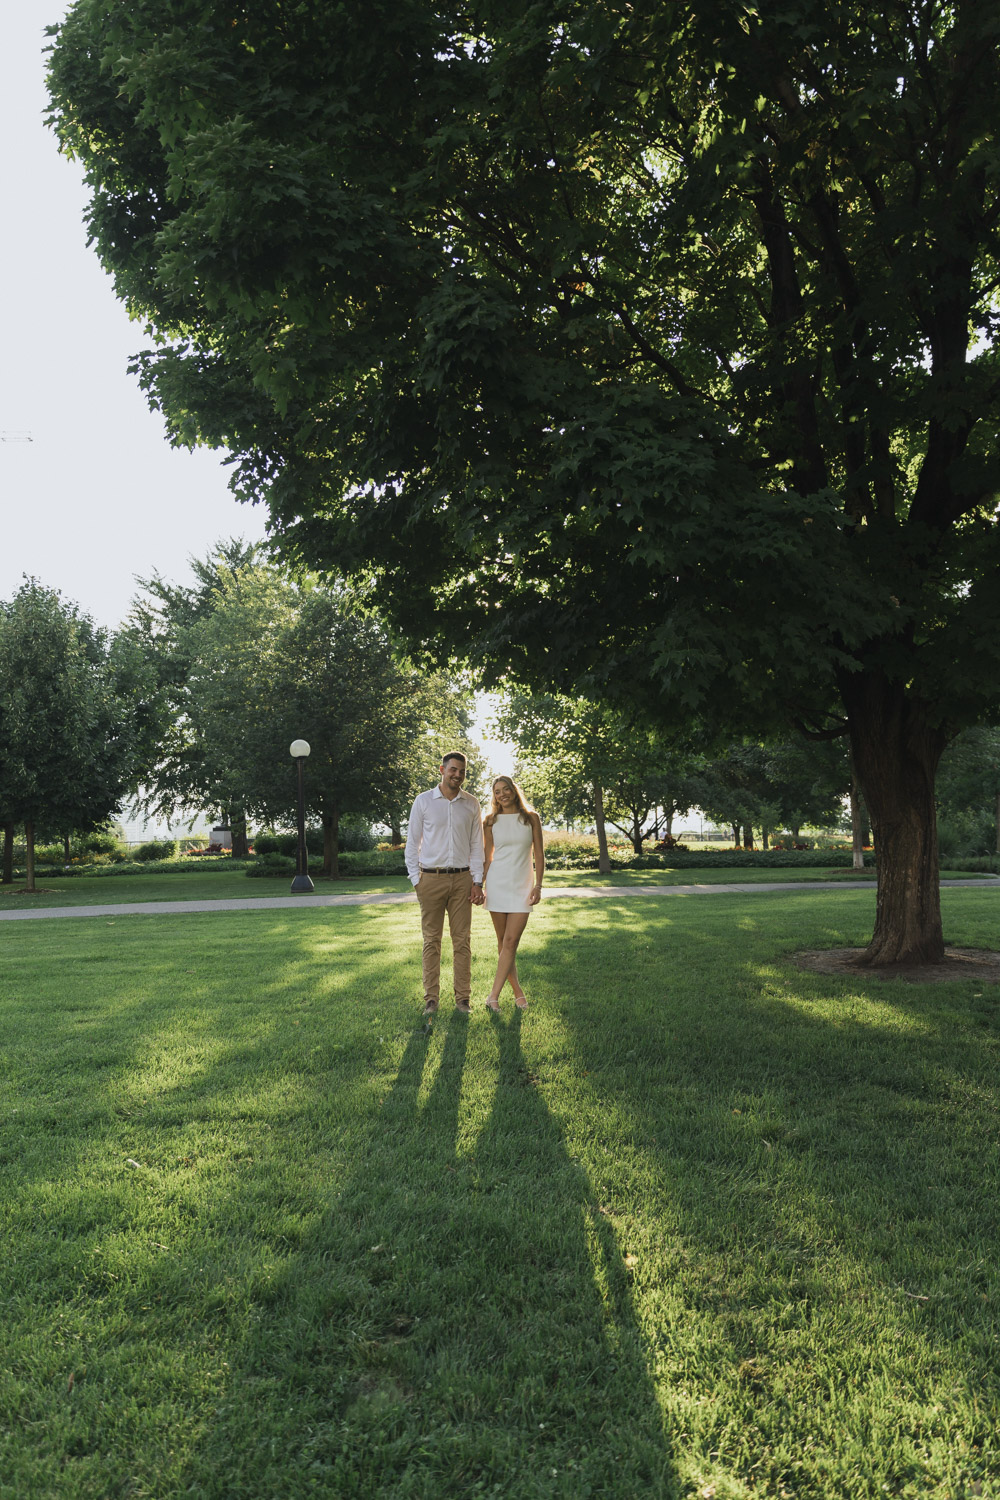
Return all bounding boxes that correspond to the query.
[0,890,997,1495]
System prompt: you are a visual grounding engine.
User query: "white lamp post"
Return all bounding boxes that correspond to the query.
[289,739,315,893]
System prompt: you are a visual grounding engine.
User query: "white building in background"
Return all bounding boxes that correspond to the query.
[117,805,214,845]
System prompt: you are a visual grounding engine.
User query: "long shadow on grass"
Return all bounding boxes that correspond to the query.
[171,1010,677,1498]
[531,895,1000,1342]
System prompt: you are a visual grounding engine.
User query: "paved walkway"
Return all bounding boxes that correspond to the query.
[1,879,997,923]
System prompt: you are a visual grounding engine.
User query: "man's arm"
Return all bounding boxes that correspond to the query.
[467,797,485,886]
[404,796,424,886]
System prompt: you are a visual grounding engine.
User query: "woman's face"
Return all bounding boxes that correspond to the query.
[494,780,516,809]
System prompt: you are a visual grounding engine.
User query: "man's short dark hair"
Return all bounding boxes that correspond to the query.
[440,751,467,769]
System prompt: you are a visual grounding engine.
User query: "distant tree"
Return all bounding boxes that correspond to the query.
[133,555,468,875]
[494,692,701,863]
[385,676,482,844]
[491,693,615,872]
[697,743,776,850]
[697,737,849,849]
[762,738,851,844]
[0,581,154,891]
[128,537,262,853]
[936,727,1000,855]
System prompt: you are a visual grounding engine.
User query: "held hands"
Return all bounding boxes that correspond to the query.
[470,882,485,906]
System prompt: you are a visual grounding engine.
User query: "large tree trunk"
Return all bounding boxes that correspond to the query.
[842,671,949,966]
[25,819,36,894]
[995,790,1000,856]
[731,822,740,848]
[761,827,770,850]
[593,785,612,874]
[323,803,340,878]
[64,834,71,862]
[630,811,643,855]
[230,805,250,860]
[2,823,13,884]
[390,820,402,846]
[743,825,754,849]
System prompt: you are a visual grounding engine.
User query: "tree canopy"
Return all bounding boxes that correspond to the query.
[47,1,1000,961]
[0,580,155,888]
[494,689,701,857]
[129,547,480,872]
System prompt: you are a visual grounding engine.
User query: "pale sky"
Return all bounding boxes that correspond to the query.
[1,3,270,633]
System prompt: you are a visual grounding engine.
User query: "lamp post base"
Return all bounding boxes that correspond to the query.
[290,873,316,894]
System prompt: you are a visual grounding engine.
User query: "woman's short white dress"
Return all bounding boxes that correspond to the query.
[485,814,534,913]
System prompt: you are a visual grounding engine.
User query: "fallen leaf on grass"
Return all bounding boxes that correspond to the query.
[125,1159,142,1169]
[624,1254,639,1268]
[67,1373,75,1393]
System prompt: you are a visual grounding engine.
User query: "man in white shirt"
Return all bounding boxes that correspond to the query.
[404,752,485,1015]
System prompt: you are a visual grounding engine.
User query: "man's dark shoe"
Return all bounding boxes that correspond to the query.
[422,999,439,1016]
[454,1001,471,1014]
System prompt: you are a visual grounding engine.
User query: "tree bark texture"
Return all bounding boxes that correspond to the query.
[593,785,612,874]
[231,806,250,860]
[2,823,13,884]
[323,803,340,878]
[842,671,949,965]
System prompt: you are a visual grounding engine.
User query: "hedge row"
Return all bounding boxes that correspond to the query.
[255,825,377,856]
[247,847,875,878]
[22,857,257,879]
[614,848,873,870]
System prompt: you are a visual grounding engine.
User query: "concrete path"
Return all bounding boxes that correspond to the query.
[1,879,997,923]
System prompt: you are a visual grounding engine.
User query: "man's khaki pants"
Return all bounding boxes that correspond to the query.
[415,871,472,1006]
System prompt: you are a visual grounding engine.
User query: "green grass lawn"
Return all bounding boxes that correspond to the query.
[1,864,993,912]
[1,889,998,1498]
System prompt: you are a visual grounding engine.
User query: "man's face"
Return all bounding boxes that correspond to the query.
[440,758,466,793]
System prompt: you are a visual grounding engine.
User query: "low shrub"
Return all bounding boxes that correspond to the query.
[950,854,1000,874]
[339,849,407,876]
[54,858,257,878]
[246,853,296,877]
[255,829,324,858]
[245,849,408,878]
[255,821,378,858]
[132,839,178,862]
[77,827,128,857]
[937,811,996,861]
[620,848,873,869]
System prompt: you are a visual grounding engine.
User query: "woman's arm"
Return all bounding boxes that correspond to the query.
[483,820,494,878]
[529,814,545,905]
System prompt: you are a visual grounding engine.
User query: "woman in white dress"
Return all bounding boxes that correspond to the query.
[481,776,545,1012]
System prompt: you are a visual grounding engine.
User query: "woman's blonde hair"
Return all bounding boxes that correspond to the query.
[485,776,534,828]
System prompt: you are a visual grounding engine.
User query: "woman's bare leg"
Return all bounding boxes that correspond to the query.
[489,912,527,1003]
[485,911,530,1009]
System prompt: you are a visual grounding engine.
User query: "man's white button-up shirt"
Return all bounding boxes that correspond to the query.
[404,786,485,887]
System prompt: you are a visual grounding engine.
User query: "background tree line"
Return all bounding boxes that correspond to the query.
[493,692,999,871]
[0,547,481,887]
